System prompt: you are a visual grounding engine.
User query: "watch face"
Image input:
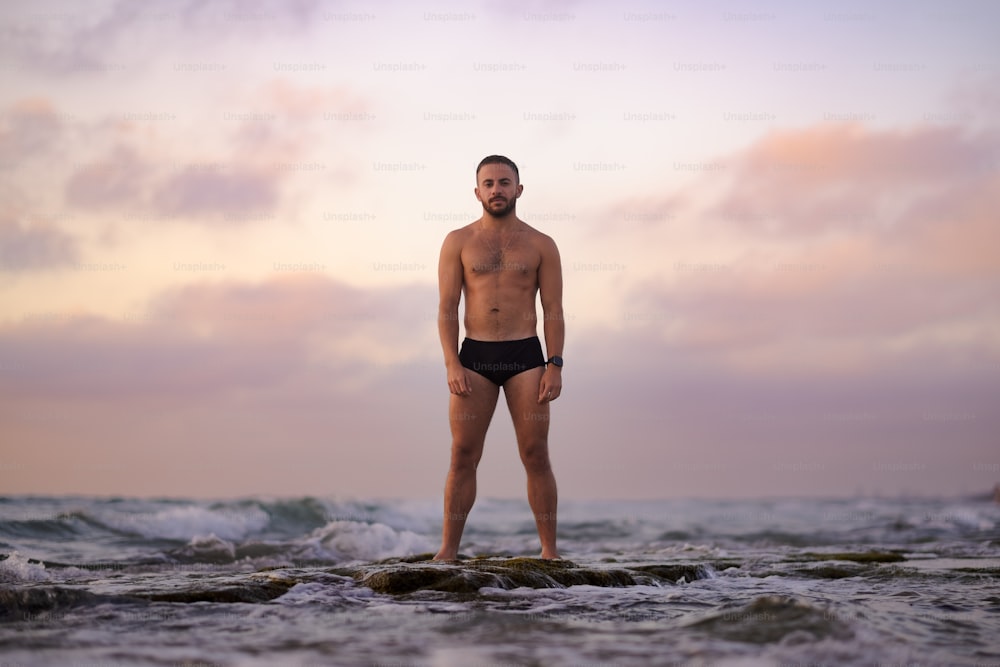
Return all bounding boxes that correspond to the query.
[550,356,563,367]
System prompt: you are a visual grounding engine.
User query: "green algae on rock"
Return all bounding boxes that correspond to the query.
[136,579,296,604]
[353,557,720,595]
[796,551,906,564]
[357,558,635,595]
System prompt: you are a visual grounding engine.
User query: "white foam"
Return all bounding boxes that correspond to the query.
[175,533,237,562]
[0,551,50,582]
[276,580,376,606]
[101,505,270,541]
[295,520,433,563]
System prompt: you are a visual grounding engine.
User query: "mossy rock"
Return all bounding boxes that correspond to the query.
[138,580,295,603]
[359,565,503,595]
[797,551,906,564]
[792,563,869,579]
[0,587,129,620]
[468,557,636,588]
[356,557,637,595]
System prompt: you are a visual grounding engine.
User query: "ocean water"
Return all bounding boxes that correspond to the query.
[1,494,999,667]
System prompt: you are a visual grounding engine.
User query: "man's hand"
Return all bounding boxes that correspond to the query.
[538,365,562,404]
[447,362,473,396]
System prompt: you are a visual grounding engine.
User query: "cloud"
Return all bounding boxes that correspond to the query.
[52,76,374,225]
[483,0,583,19]
[556,311,1000,499]
[586,120,1000,379]
[260,78,373,121]
[0,97,63,167]
[60,130,288,223]
[707,123,997,238]
[0,0,335,76]
[1,274,437,399]
[151,165,279,220]
[0,274,445,497]
[0,1,164,75]
[1,270,996,499]
[0,218,80,271]
[64,144,150,210]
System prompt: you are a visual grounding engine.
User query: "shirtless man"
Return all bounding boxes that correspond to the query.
[433,155,564,561]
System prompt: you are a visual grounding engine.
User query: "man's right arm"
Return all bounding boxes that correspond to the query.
[438,231,471,395]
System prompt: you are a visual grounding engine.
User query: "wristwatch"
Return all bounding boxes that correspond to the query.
[547,355,563,368]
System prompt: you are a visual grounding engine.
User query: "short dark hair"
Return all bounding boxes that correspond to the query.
[476,155,519,182]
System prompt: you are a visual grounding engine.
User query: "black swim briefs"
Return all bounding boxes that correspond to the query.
[459,336,546,386]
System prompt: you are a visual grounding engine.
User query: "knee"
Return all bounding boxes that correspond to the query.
[519,440,551,473]
[450,441,482,471]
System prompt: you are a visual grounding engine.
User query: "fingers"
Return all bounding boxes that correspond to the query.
[449,372,472,396]
[537,383,561,404]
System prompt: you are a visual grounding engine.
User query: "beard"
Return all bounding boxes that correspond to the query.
[482,197,516,218]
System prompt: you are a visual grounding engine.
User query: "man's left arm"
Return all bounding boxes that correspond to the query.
[537,235,564,404]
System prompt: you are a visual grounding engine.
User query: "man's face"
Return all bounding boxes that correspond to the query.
[475,163,522,218]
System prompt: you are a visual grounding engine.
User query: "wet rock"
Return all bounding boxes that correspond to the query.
[687,595,853,644]
[797,551,906,564]
[789,562,870,579]
[0,587,133,622]
[136,579,295,604]
[360,565,503,595]
[353,557,689,595]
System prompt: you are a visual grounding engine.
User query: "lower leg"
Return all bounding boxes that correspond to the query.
[526,463,559,559]
[434,464,476,560]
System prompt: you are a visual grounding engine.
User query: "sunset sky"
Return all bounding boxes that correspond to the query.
[1,0,998,501]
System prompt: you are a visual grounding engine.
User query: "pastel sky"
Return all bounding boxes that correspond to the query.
[1,0,998,500]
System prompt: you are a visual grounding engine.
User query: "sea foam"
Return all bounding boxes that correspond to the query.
[0,551,50,583]
[99,504,270,541]
[295,520,433,563]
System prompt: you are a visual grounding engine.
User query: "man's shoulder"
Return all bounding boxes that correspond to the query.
[521,222,558,248]
[449,221,481,236]
[442,222,477,245]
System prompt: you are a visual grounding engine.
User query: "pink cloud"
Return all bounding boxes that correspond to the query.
[260,78,373,120]
[151,165,279,220]
[2,275,436,400]
[0,97,63,167]
[0,1,333,76]
[0,218,80,271]
[589,120,1000,379]
[1,270,996,499]
[708,123,997,238]
[52,76,373,224]
[0,274,445,497]
[59,123,291,224]
[64,144,149,210]
[61,135,287,223]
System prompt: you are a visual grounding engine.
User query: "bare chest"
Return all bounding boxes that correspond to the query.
[462,237,539,281]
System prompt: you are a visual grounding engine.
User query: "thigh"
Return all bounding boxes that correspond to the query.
[450,369,502,447]
[502,367,550,445]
